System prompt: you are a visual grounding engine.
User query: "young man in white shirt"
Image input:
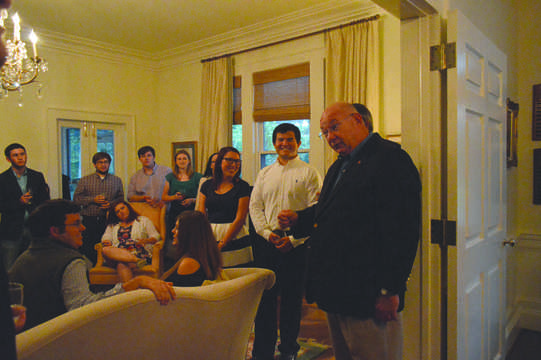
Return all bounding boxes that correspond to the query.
[249,123,322,360]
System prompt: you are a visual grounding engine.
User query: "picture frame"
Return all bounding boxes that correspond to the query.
[507,98,519,168]
[172,141,198,170]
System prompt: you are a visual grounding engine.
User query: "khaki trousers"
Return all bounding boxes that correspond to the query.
[326,312,403,360]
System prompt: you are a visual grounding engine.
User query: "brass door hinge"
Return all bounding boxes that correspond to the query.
[431,219,456,246]
[430,42,456,71]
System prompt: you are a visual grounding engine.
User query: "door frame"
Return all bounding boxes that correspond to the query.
[47,108,136,198]
[400,11,443,360]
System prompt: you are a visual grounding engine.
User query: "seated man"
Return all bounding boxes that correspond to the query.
[9,200,175,330]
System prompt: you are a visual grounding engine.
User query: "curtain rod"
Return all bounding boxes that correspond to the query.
[201,14,380,63]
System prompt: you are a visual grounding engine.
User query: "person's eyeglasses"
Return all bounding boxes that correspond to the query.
[223,157,241,164]
[65,221,83,227]
[319,114,356,139]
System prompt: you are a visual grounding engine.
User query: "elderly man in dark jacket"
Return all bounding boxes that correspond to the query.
[279,102,421,360]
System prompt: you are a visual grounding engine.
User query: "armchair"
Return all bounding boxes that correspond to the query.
[89,202,167,284]
[17,268,276,360]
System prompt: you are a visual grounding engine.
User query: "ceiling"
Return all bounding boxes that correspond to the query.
[9,0,378,55]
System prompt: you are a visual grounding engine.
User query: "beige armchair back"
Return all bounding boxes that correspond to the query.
[17,267,275,360]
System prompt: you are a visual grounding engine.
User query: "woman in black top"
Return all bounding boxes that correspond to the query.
[196,147,252,267]
[165,211,222,287]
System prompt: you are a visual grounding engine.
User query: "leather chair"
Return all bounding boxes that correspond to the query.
[89,202,167,285]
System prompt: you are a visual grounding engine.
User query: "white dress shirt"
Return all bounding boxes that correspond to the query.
[249,157,322,247]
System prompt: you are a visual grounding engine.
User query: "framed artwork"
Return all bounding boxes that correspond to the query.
[172,141,197,170]
[507,98,519,168]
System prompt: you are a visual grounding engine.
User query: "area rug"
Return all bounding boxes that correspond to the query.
[245,332,330,360]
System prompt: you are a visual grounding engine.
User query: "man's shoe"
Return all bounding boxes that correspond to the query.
[279,354,297,360]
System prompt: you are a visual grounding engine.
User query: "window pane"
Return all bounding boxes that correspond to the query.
[96,129,115,174]
[262,119,310,151]
[232,124,243,152]
[260,153,278,168]
[260,152,309,169]
[61,127,81,199]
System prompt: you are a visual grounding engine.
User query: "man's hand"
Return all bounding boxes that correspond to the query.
[374,294,399,323]
[19,191,32,205]
[277,210,298,229]
[274,236,293,253]
[268,232,281,245]
[11,304,26,333]
[125,276,176,305]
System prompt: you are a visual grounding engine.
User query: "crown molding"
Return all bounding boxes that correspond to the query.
[36,28,159,69]
[33,0,382,71]
[156,0,382,70]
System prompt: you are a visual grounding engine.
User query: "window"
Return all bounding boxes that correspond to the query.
[232,76,242,152]
[259,119,310,167]
[252,62,310,169]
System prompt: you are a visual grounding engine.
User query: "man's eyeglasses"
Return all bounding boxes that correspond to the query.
[223,157,241,165]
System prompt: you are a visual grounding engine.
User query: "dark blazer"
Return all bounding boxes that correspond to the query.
[0,168,50,241]
[295,133,421,319]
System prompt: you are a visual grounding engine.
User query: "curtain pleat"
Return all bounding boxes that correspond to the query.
[324,19,379,171]
[199,57,233,172]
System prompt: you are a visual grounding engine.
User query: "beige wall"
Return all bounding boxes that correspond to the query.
[514,0,541,234]
[0,47,157,196]
[0,11,401,190]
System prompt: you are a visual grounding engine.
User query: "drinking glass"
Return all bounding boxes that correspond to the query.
[8,282,24,322]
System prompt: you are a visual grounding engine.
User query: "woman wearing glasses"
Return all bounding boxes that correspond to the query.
[196,147,252,267]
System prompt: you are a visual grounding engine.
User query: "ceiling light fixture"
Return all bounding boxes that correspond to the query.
[0,9,47,103]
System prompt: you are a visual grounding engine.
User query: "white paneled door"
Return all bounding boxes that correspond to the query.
[446,10,507,360]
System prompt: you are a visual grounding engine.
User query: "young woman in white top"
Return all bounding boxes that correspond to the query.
[101,200,160,282]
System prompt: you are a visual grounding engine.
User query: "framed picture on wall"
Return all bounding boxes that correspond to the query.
[172,141,198,170]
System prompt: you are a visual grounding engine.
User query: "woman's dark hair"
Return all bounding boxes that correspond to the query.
[106,200,140,225]
[203,152,218,177]
[173,211,222,280]
[173,150,194,179]
[212,147,241,188]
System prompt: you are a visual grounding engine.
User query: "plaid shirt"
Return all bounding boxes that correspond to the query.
[73,173,124,217]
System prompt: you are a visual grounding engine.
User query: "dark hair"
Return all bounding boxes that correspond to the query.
[272,123,301,144]
[92,152,112,164]
[352,103,374,133]
[106,200,140,225]
[173,150,194,178]
[173,211,222,280]
[137,146,155,158]
[212,147,241,188]
[203,152,218,177]
[27,200,81,238]
[4,143,26,158]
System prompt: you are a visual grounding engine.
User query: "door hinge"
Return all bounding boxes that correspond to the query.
[431,219,456,246]
[430,42,456,71]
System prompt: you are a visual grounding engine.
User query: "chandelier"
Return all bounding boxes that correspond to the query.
[0,9,47,98]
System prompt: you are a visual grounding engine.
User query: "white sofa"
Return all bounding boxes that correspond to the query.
[16,267,275,360]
